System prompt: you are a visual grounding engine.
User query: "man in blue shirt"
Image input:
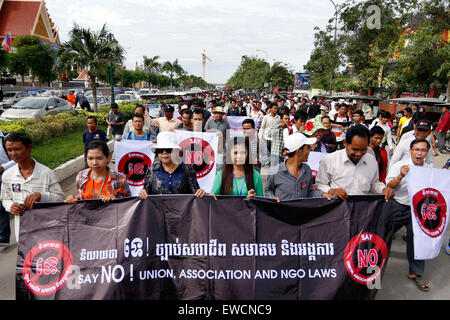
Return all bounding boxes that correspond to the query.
[83,116,107,156]
[124,114,151,140]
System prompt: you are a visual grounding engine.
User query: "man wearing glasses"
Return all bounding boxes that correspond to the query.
[386,139,432,291]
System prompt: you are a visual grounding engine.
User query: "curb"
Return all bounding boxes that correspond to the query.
[53,140,115,183]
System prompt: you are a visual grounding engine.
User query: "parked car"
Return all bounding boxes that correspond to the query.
[114,94,135,104]
[0,91,30,109]
[80,96,111,109]
[39,90,66,97]
[0,97,74,121]
[124,91,139,100]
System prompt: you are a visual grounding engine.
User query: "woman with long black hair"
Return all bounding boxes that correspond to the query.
[211,136,264,197]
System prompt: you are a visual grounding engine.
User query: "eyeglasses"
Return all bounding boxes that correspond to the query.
[411,148,428,153]
[155,148,173,154]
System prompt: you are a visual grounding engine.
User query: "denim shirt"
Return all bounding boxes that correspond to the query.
[265,162,322,201]
[143,161,200,195]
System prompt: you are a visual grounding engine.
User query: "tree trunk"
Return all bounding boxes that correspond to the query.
[446,77,450,102]
[91,77,98,113]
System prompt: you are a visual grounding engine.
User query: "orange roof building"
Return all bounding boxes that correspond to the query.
[0,0,60,47]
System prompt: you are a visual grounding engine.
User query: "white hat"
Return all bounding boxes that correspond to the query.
[151,131,181,152]
[212,106,226,114]
[180,104,189,111]
[284,133,317,153]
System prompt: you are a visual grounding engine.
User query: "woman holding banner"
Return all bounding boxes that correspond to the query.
[138,132,207,198]
[211,136,264,197]
[65,141,131,203]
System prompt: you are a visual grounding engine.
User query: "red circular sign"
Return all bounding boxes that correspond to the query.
[344,233,388,285]
[412,188,447,238]
[22,240,73,296]
[118,152,152,187]
[179,137,215,179]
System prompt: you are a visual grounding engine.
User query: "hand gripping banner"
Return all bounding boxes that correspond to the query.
[16,195,393,300]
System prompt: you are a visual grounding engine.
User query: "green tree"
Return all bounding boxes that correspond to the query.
[388,0,450,95]
[8,35,56,85]
[304,26,343,90]
[162,59,184,88]
[143,55,160,87]
[227,55,270,90]
[59,23,125,112]
[267,61,295,91]
[0,49,8,73]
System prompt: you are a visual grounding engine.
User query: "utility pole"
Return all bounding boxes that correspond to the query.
[110,62,115,104]
[329,0,338,95]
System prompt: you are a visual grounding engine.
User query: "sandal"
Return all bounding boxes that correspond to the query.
[408,274,430,291]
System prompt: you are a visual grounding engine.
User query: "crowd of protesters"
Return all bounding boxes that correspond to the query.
[0,89,449,292]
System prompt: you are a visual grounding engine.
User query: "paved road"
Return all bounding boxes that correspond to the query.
[1,153,449,300]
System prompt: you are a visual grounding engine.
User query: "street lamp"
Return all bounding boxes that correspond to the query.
[329,0,338,94]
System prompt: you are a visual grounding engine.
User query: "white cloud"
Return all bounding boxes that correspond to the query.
[46,0,339,83]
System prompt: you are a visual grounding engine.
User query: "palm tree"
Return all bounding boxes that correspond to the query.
[162,59,185,89]
[59,23,125,112]
[143,55,160,87]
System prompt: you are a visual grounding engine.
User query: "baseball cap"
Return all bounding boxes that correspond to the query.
[415,119,431,131]
[164,105,174,112]
[284,133,317,153]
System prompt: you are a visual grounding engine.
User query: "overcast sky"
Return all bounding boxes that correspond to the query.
[46,0,339,84]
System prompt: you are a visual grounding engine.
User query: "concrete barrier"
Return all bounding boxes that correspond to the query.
[53,140,115,182]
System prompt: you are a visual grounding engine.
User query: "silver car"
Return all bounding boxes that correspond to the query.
[0,91,29,109]
[0,97,74,121]
[78,96,111,109]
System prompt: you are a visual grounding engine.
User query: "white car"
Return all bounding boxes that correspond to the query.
[0,91,29,109]
[114,94,135,104]
[0,97,73,121]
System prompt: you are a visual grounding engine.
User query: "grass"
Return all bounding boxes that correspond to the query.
[31,125,108,169]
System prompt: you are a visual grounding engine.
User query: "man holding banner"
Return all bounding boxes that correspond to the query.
[386,138,432,291]
[315,125,395,201]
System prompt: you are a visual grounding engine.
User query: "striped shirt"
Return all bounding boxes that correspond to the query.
[1,160,65,241]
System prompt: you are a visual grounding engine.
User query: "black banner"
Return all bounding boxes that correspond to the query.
[16,195,393,300]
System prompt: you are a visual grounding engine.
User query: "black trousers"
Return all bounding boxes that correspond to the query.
[392,199,425,276]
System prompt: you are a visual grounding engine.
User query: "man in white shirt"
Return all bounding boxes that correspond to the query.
[1,133,65,242]
[390,119,433,169]
[0,130,16,246]
[258,102,280,153]
[151,104,182,132]
[316,125,394,201]
[386,138,431,291]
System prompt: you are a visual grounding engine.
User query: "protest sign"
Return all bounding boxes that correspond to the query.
[175,131,219,193]
[406,166,450,260]
[114,140,155,196]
